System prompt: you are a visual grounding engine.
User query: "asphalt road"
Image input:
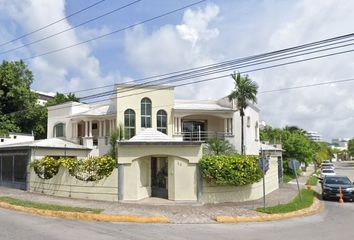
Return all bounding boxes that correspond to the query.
[1,161,353,240]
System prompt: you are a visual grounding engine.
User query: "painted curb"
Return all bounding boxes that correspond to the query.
[0,202,170,223]
[216,198,324,223]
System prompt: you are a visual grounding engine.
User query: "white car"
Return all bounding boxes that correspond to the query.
[321,163,335,171]
[320,169,336,179]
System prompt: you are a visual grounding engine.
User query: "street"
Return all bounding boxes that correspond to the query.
[1,161,353,240]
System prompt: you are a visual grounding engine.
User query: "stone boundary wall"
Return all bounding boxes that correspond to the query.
[28,166,118,201]
[201,156,279,203]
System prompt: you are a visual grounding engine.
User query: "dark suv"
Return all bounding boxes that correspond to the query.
[321,176,354,201]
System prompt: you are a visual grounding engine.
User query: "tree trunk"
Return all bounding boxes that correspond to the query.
[240,109,245,155]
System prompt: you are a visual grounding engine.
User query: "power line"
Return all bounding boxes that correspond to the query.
[0,0,106,48]
[20,0,206,61]
[0,0,143,56]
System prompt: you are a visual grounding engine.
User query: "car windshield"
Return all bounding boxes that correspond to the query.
[325,177,351,185]
[322,163,333,166]
[322,170,334,173]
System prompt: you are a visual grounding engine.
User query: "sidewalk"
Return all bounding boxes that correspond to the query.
[0,173,312,223]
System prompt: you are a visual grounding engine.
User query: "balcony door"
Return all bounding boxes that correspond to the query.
[182,120,207,141]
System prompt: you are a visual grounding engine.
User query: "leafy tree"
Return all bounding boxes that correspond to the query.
[348,138,354,157]
[46,92,79,106]
[228,72,258,155]
[205,138,235,155]
[109,124,125,159]
[0,60,46,139]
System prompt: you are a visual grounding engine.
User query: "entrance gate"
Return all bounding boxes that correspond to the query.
[0,151,28,190]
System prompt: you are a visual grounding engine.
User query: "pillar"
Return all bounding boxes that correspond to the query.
[103,120,106,137]
[89,120,92,137]
[84,121,88,137]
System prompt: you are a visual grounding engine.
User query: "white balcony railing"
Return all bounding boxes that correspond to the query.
[181,131,232,142]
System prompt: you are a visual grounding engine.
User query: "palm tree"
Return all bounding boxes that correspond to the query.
[228,72,258,155]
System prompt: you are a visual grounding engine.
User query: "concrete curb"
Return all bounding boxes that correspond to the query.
[0,202,170,223]
[216,197,324,223]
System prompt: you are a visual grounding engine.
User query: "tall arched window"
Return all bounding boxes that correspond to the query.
[255,121,259,141]
[54,123,65,138]
[141,97,152,128]
[124,109,135,139]
[156,110,167,134]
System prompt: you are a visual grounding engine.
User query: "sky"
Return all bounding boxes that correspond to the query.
[1,0,354,141]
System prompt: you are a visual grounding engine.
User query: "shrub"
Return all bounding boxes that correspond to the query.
[205,138,235,155]
[199,154,262,186]
[31,156,60,180]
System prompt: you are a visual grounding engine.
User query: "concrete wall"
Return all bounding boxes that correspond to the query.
[29,166,118,201]
[201,156,279,203]
[0,133,34,145]
[116,85,175,138]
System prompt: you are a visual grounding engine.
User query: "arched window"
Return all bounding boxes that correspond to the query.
[255,121,259,141]
[156,110,167,134]
[124,109,135,139]
[54,123,65,138]
[141,97,152,128]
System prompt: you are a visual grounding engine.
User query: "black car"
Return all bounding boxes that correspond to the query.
[321,176,354,201]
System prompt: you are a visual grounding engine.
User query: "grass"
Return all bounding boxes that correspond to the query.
[0,197,103,214]
[306,175,318,186]
[283,174,293,183]
[256,189,314,214]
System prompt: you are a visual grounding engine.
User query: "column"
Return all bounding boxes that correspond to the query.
[178,118,182,134]
[224,118,228,135]
[89,120,93,137]
[229,118,233,135]
[103,120,106,137]
[174,117,177,133]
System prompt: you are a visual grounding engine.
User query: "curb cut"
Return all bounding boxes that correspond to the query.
[0,202,170,223]
[215,198,324,223]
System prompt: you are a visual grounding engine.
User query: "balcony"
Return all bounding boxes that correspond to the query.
[181,131,233,142]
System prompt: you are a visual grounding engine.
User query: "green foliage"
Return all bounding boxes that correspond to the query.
[283,174,293,183]
[205,138,235,155]
[109,124,124,159]
[228,72,258,155]
[311,141,333,166]
[0,197,102,213]
[348,138,354,157]
[0,60,47,139]
[31,156,117,182]
[256,189,314,214]
[30,156,60,180]
[306,175,318,186]
[199,154,262,186]
[46,92,79,106]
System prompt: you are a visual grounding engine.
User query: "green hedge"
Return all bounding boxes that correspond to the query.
[199,154,262,186]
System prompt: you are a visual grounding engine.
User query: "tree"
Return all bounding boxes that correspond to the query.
[0,60,47,138]
[206,138,235,155]
[46,92,79,106]
[348,138,354,157]
[228,72,258,155]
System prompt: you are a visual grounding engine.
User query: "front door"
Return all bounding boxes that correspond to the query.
[151,157,168,199]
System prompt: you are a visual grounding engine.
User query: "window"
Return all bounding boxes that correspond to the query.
[92,123,98,130]
[247,116,251,127]
[54,123,65,137]
[255,121,259,141]
[156,110,167,134]
[124,109,135,139]
[141,98,152,128]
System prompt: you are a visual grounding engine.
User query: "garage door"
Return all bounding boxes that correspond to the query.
[0,151,28,190]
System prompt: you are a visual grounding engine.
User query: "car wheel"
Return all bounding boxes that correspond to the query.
[322,194,327,201]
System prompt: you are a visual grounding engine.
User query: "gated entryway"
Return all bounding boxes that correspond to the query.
[0,150,29,190]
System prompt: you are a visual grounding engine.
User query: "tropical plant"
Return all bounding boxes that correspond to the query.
[46,92,79,106]
[228,72,258,155]
[200,154,262,186]
[109,124,124,159]
[348,138,354,157]
[205,138,235,155]
[30,156,60,179]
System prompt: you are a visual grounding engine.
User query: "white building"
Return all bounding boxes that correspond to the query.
[0,133,34,145]
[332,138,349,149]
[305,131,322,142]
[33,90,55,106]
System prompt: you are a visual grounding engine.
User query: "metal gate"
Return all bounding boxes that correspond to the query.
[0,151,29,190]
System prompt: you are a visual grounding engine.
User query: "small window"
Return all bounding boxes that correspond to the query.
[54,123,65,138]
[247,116,251,127]
[124,109,136,139]
[13,136,17,139]
[1,139,4,142]
[92,123,98,130]
[255,121,259,141]
[141,98,152,128]
[156,110,167,134]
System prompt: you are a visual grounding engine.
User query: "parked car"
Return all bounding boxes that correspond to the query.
[322,160,331,164]
[320,169,336,179]
[321,163,335,170]
[321,176,354,201]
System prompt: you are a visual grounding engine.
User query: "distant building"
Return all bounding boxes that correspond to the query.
[0,133,34,145]
[305,131,322,142]
[33,90,55,106]
[331,138,349,149]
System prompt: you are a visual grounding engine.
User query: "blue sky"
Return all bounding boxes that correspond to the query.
[1,0,354,140]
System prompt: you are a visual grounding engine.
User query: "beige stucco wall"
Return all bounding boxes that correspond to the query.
[30,148,90,160]
[116,85,175,138]
[29,166,118,201]
[201,156,279,203]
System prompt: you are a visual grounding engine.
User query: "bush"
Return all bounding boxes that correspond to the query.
[31,156,117,181]
[199,154,262,186]
[205,138,235,155]
[31,156,60,179]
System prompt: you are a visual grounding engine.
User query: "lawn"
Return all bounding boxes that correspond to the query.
[0,196,103,214]
[306,175,318,186]
[256,189,314,214]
